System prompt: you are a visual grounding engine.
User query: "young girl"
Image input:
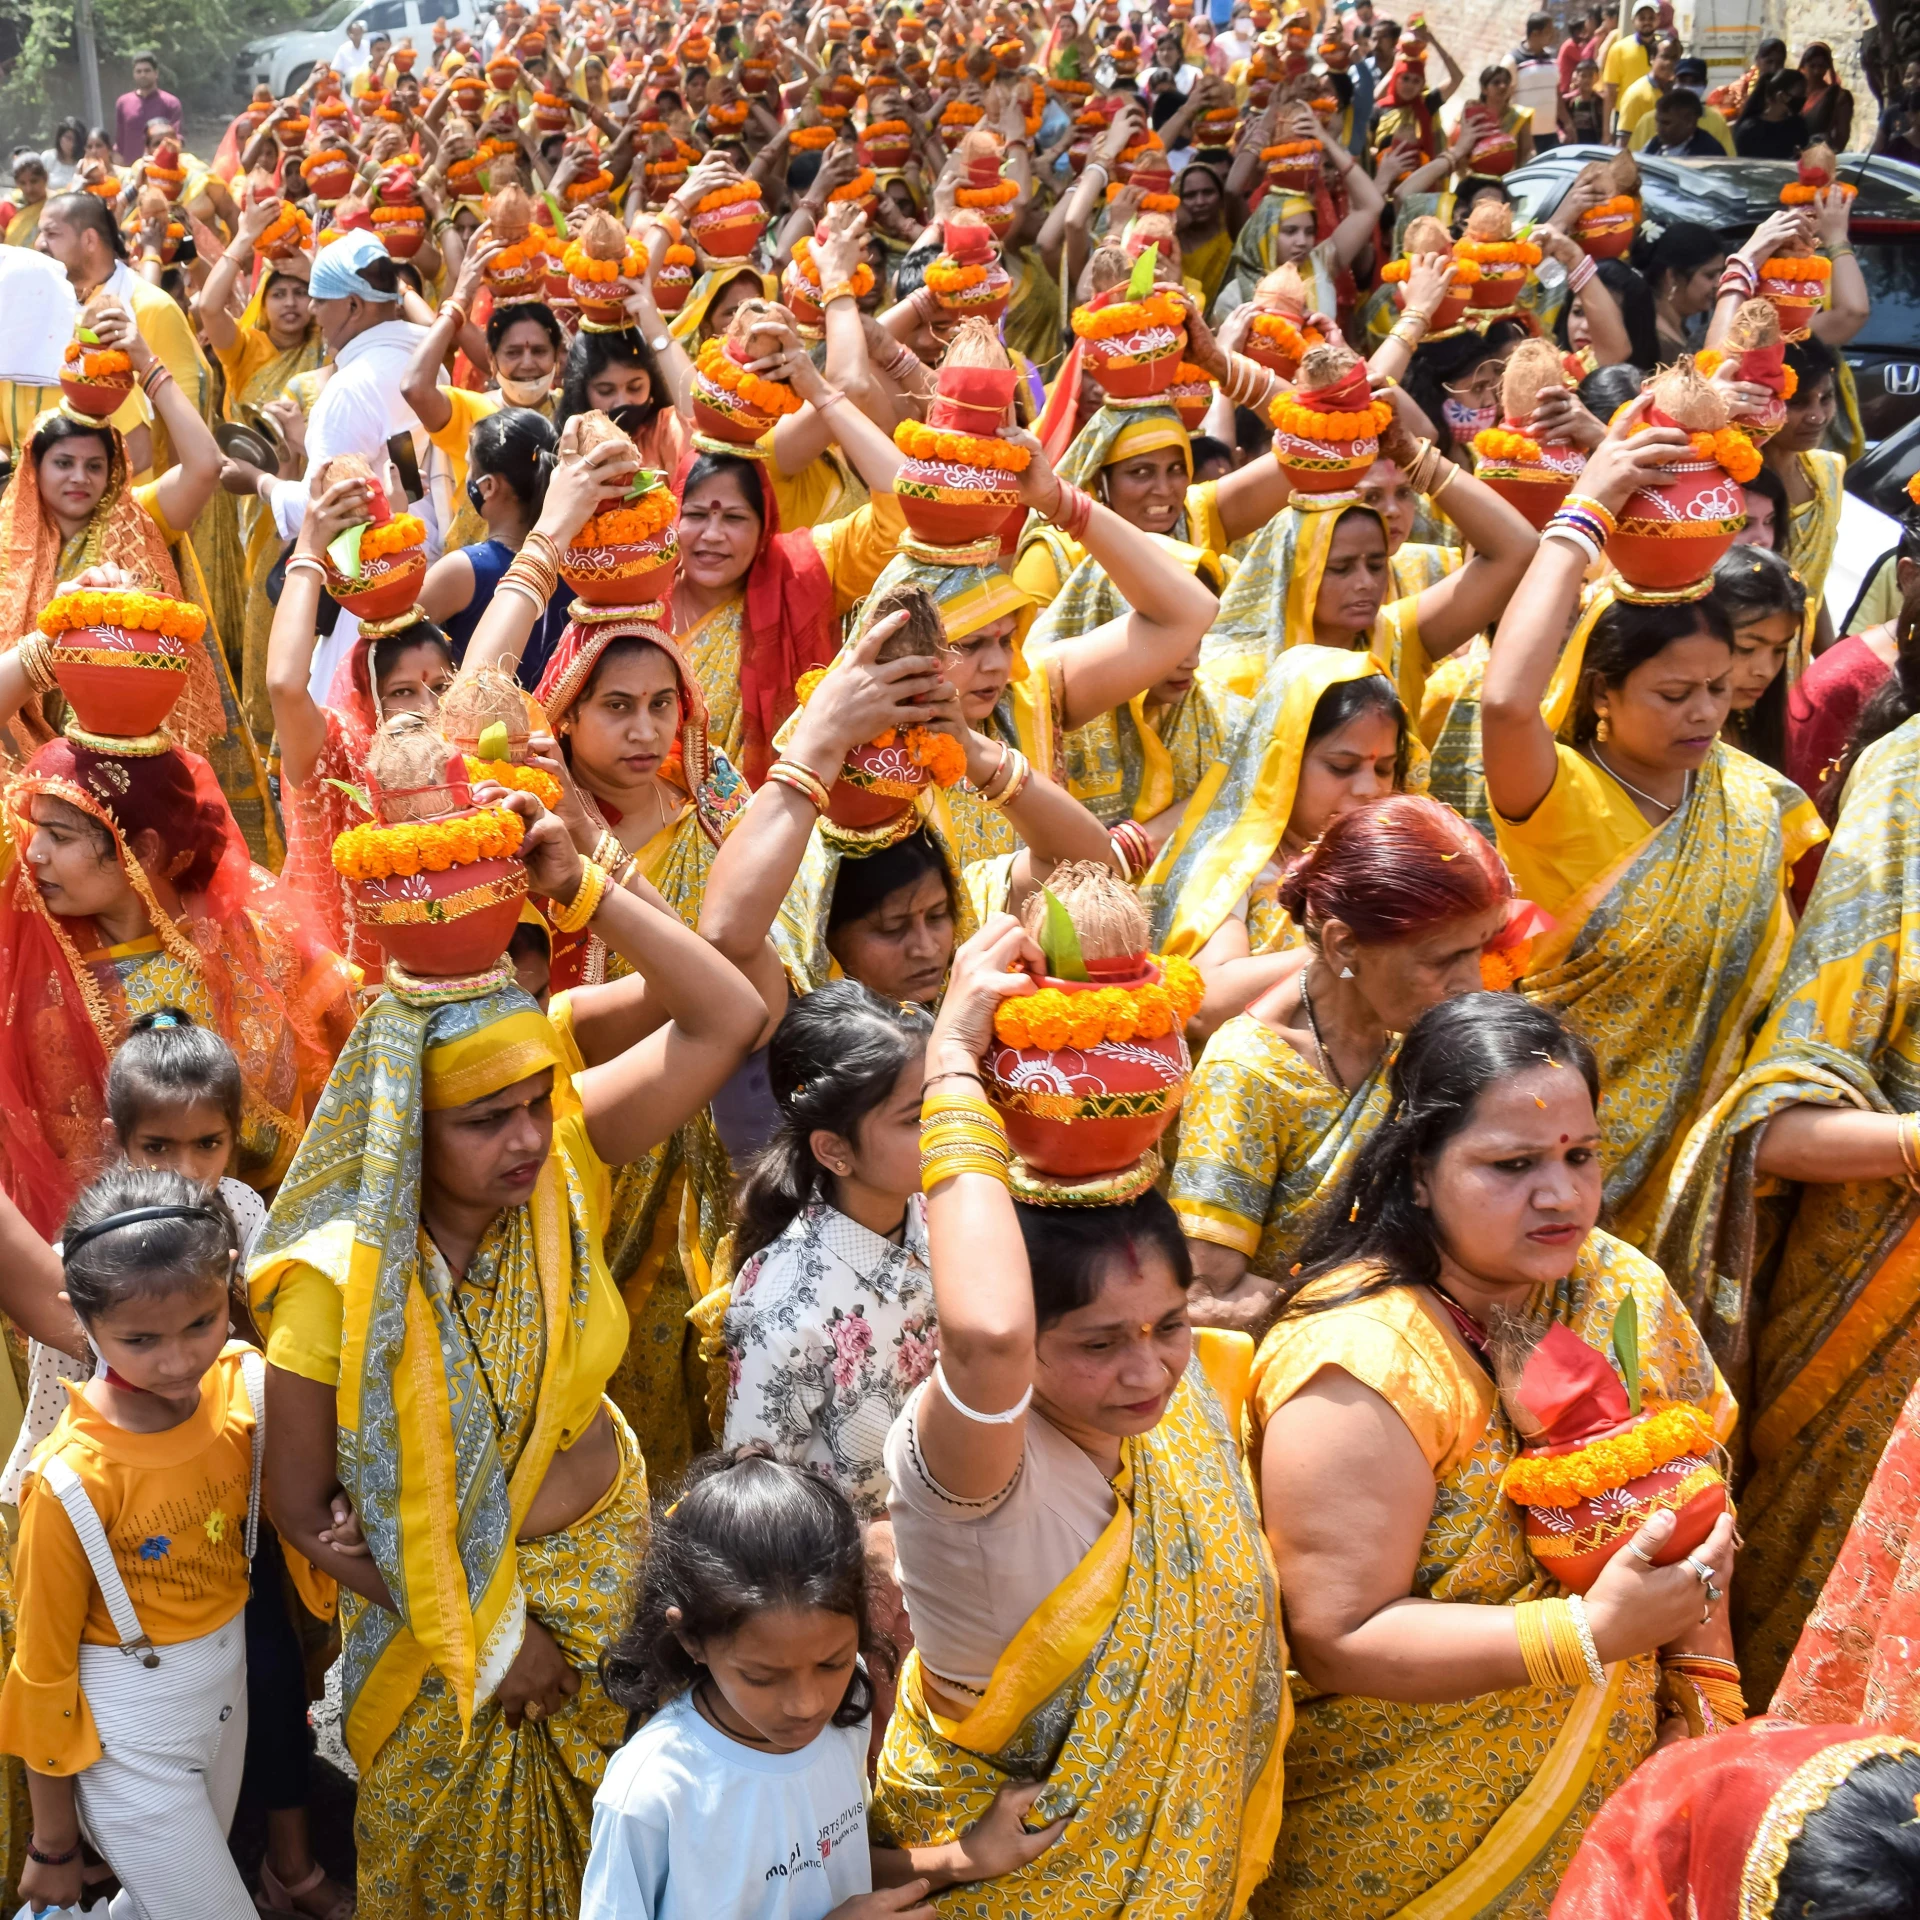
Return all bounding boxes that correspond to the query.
[582,1449,1055,1920]
[722,986,936,1518]
[0,1165,263,1920]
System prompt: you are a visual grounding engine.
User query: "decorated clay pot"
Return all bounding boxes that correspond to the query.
[1577,202,1636,261]
[654,255,694,313]
[1393,275,1473,335]
[864,123,914,169]
[1475,444,1587,530]
[828,736,929,830]
[690,195,767,259]
[559,527,679,607]
[1265,143,1321,193]
[1610,453,1746,594]
[353,849,529,975]
[1084,329,1182,400]
[1466,263,1528,311]
[1169,369,1212,431]
[374,209,426,258]
[50,622,193,738]
[740,56,777,93]
[1467,131,1518,176]
[276,117,309,149]
[324,544,429,622]
[691,355,784,445]
[1243,316,1313,381]
[1273,425,1377,495]
[302,153,356,202]
[1517,1418,1728,1595]
[983,968,1191,1178]
[487,246,550,302]
[895,454,1024,546]
[533,91,573,132]
[60,363,135,421]
[1759,264,1824,341]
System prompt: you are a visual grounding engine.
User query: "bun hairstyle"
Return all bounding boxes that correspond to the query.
[468,405,557,514]
[60,1163,238,1326]
[732,982,934,1266]
[1290,994,1599,1306]
[1277,794,1512,947]
[1773,1747,1920,1920]
[106,1007,244,1143]
[599,1446,880,1729]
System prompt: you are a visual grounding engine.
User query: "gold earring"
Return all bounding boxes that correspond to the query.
[1596,713,1610,743]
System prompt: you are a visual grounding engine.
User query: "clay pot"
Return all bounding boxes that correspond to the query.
[559,527,679,607]
[60,368,136,421]
[895,452,1025,546]
[690,198,767,258]
[1266,149,1321,194]
[1759,265,1824,341]
[1517,1421,1728,1594]
[533,93,572,132]
[569,269,636,326]
[828,735,929,829]
[864,127,913,169]
[654,258,693,313]
[691,364,784,445]
[303,155,356,202]
[1468,131,1518,176]
[983,967,1191,1178]
[1577,204,1636,261]
[1610,452,1746,594]
[1476,444,1586,529]
[1273,424,1377,495]
[1466,263,1529,311]
[1393,276,1473,335]
[1242,324,1308,381]
[353,850,529,976]
[375,211,426,259]
[324,544,428,622]
[1169,374,1212,431]
[276,118,309,149]
[49,622,192,738]
[1083,329,1183,400]
[931,261,1013,323]
[487,251,550,301]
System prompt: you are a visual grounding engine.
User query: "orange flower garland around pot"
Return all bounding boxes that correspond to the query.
[37,585,208,741]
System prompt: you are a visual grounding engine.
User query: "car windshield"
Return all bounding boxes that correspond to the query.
[305,0,366,31]
[1848,238,1920,352]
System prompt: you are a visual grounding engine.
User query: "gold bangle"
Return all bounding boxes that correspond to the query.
[920,1145,1011,1191]
[1561,492,1619,539]
[522,529,565,573]
[767,758,833,814]
[989,749,1032,809]
[13,633,55,695]
[1513,1600,1559,1691]
[1427,459,1459,502]
[593,828,625,871]
[1564,1594,1606,1687]
[1898,1112,1920,1189]
[550,857,610,932]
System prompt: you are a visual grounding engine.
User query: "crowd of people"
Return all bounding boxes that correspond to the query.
[0,3,1917,1917]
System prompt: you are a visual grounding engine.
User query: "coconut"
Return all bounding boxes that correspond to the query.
[137,184,170,225]
[1501,339,1570,424]
[1402,214,1451,257]
[1019,859,1150,966]
[1650,357,1728,434]
[1465,199,1515,244]
[576,206,629,263]
[1800,141,1836,185]
[860,583,945,663]
[940,313,1013,374]
[489,182,535,244]
[726,297,796,368]
[1725,297,1783,353]
[367,714,464,823]
[440,667,538,761]
[955,125,1004,171]
[1085,243,1130,297]
[1130,212,1179,273]
[1255,262,1308,318]
[1295,340,1362,395]
[1605,150,1640,197]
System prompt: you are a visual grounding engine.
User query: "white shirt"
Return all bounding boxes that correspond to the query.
[334,36,373,77]
[579,1691,872,1920]
[1505,48,1564,126]
[267,318,434,697]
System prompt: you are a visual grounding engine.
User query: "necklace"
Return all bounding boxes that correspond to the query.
[1590,746,1691,819]
[1298,964,1347,1098]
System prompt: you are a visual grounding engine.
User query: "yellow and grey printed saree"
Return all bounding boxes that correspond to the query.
[872,1341,1288,1918]
[1653,707,1920,1698]
[1248,1231,1734,1919]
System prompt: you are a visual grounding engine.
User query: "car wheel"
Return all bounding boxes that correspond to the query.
[283,61,314,96]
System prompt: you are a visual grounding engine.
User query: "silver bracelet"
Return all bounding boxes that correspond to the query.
[1566,1594,1606,1687]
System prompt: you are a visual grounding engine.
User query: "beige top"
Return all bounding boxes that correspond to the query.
[884,1382,1118,1696]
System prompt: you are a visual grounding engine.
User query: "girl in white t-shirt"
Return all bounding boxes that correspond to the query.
[582,1449,1058,1920]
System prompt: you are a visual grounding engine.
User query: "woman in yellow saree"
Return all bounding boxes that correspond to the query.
[249,809,763,1920]
[1764,338,1846,647]
[1480,415,1824,1250]
[1250,992,1739,1920]
[872,919,1287,1918]
[1652,697,1920,1701]
[1171,794,1516,1336]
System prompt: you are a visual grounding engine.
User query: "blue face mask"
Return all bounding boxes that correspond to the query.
[1443,396,1499,440]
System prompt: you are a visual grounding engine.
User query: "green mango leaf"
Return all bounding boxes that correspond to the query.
[623,466,668,501]
[327,522,366,582]
[475,720,512,762]
[76,326,101,345]
[1038,887,1089,981]
[1610,1294,1642,1417]
[1127,243,1158,301]
[323,776,373,816]
[543,188,567,231]
[367,179,382,211]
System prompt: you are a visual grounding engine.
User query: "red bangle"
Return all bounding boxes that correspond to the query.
[27,1838,80,1866]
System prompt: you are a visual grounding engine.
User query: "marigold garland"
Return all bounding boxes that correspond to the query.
[956,176,1019,208]
[332,804,526,881]
[894,419,1031,470]
[301,148,353,178]
[708,102,750,128]
[664,242,697,267]
[1455,236,1543,268]
[1071,287,1186,339]
[573,490,678,545]
[1500,1403,1718,1507]
[489,234,551,271]
[790,124,837,149]
[1250,311,1314,356]
[1759,254,1832,282]
[464,756,563,807]
[1908,470,1920,510]
[1260,139,1320,162]
[563,237,643,282]
[62,344,132,380]
[829,167,877,202]
[256,203,313,251]
[864,116,910,139]
[790,237,876,297]
[1381,253,1481,285]
[941,101,986,126]
[1694,347,1797,398]
[1687,425,1763,483]
[696,181,764,212]
[39,587,208,643]
[1781,180,1855,205]
[1581,192,1639,220]
[1271,391,1394,441]
[926,258,992,293]
[563,170,617,202]
[372,205,424,228]
[874,724,970,784]
[1472,424,1544,463]
[1108,182,1180,211]
[360,515,428,559]
[993,954,1205,1048]
[696,337,806,416]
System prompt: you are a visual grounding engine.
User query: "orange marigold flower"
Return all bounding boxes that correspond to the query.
[696,337,806,416]
[991,955,1203,1047]
[1260,139,1320,161]
[330,805,527,882]
[361,515,428,559]
[790,124,836,149]
[894,419,1032,471]
[1270,392,1394,442]
[563,170,617,202]
[1381,254,1481,285]
[828,167,877,203]
[1454,236,1543,268]
[1472,425,1544,464]
[955,176,1019,208]
[490,234,551,270]
[38,586,208,643]
[464,756,562,807]
[1070,287,1186,340]
[1780,181,1854,206]
[697,181,764,212]
[563,237,643,282]
[926,258,991,293]
[1501,1403,1718,1507]
[573,488,678,546]
[1580,192,1639,219]
[63,344,133,380]
[864,117,910,138]
[1759,254,1832,282]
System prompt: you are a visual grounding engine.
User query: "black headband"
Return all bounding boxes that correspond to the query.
[62,1204,228,1263]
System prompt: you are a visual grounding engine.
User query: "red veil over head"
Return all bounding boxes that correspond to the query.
[1382,57,1438,159]
[1550,1719,1920,1920]
[0,737,355,1235]
[671,444,838,786]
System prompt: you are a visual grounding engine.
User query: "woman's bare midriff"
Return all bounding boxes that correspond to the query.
[516,1403,619,1541]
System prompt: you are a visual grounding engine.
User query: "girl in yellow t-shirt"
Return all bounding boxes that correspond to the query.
[0,1166,261,1920]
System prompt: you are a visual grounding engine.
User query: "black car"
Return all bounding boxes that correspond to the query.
[1504,147,1920,444]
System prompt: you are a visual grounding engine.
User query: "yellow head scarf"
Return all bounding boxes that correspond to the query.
[668,260,779,346]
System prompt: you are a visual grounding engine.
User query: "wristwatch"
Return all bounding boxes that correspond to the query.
[648,331,671,353]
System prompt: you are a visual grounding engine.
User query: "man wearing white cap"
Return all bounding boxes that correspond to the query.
[258,230,434,697]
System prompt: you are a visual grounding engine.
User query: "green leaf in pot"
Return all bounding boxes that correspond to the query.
[1127,244,1158,301]
[622,466,669,501]
[475,720,513,762]
[1038,888,1089,982]
[76,326,101,346]
[327,522,367,581]
[1610,1293,1642,1418]
[323,776,373,815]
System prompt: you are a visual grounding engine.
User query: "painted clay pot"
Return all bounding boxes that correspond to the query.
[984,967,1191,1177]
[570,270,636,326]
[1577,203,1636,261]
[324,544,428,622]
[60,365,135,421]
[532,92,573,132]
[654,257,693,313]
[691,362,784,446]
[1517,1421,1728,1595]
[1465,262,1529,311]
[560,527,679,607]
[486,248,550,302]
[895,454,1024,546]
[1243,318,1312,381]
[275,117,309,149]
[782,266,827,332]
[302,154,356,202]
[1083,328,1183,400]
[49,622,192,738]
[353,849,529,975]
[1610,453,1746,594]
[930,259,1013,323]
[374,209,426,259]
[1169,372,1212,431]
[1758,264,1824,341]
[1393,275,1473,335]
[1467,131,1518,176]
[828,735,929,830]
[1266,147,1321,194]
[1273,425,1377,495]
[740,57,777,93]
[689,197,767,259]
[1476,443,1587,529]
[864,125,914,169]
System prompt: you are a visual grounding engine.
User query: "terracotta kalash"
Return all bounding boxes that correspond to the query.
[330,715,531,982]
[1453,199,1541,316]
[1756,144,1843,341]
[1069,246,1188,401]
[1606,361,1756,598]
[790,585,969,832]
[782,222,878,338]
[481,184,551,304]
[921,214,1013,327]
[952,128,1020,242]
[1378,214,1476,338]
[59,297,137,420]
[1490,1303,1728,1595]
[1696,298,1794,445]
[688,179,769,263]
[649,218,697,316]
[35,582,208,746]
[891,317,1030,547]
[981,863,1203,1203]
[553,413,679,610]
[1572,152,1640,262]
[1471,340,1587,529]
[1240,263,1326,381]
[691,300,809,451]
[315,454,430,624]
[371,166,427,259]
[563,208,647,329]
[1270,342,1393,496]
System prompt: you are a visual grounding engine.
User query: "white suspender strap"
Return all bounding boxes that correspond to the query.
[39,1457,159,1669]
[240,1347,266,1564]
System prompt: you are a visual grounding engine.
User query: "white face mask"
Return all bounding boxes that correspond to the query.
[497,371,553,408]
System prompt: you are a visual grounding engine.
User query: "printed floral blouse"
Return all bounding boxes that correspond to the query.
[722,1198,936,1518]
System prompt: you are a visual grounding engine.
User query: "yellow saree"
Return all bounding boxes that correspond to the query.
[1418,636,1494,839]
[1653,706,1920,1699]
[872,1340,1288,1918]
[1784,448,1844,611]
[1248,1232,1734,1919]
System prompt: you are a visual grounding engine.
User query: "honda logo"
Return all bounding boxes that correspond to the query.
[1887,364,1920,396]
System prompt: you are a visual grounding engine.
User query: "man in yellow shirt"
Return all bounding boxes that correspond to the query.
[1618,35,1735,151]
[1601,2,1658,133]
